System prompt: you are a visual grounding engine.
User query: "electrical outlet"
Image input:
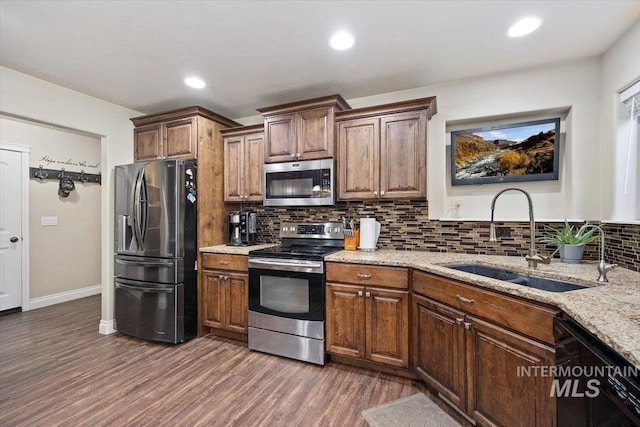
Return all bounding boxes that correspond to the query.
[41,216,58,226]
[449,201,462,218]
[495,227,511,238]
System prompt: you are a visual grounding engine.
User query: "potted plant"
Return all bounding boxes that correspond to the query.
[541,220,597,264]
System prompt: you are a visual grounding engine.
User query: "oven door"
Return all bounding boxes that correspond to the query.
[248,258,325,322]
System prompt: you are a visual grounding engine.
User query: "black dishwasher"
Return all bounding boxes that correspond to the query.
[555,317,640,426]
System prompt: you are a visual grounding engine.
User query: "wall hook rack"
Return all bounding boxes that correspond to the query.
[30,165,101,185]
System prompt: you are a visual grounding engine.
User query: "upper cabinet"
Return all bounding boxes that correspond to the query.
[258,94,351,163]
[221,124,265,203]
[131,106,240,162]
[335,97,436,201]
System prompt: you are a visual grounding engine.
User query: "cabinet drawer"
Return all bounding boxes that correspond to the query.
[201,253,247,271]
[413,270,559,344]
[326,262,408,289]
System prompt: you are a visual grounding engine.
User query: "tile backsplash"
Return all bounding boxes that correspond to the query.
[244,200,639,272]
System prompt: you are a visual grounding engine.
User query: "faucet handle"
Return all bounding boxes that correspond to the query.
[597,261,617,283]
[525,253,551,269]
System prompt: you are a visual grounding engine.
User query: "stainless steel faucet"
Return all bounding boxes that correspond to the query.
[580,224,617,282]
[489,187,550,269]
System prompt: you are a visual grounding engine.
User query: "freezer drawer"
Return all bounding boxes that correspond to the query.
[114,255,183,284]
[115,278,184,344]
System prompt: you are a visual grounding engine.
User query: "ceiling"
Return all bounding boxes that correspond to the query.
[1,1,639,120]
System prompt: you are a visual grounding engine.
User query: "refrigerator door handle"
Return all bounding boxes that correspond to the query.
[115,257,175,267]
[132,167,144,251]
[115,282,174,293]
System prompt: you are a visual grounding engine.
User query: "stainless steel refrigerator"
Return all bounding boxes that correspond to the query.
[114,159,197,344]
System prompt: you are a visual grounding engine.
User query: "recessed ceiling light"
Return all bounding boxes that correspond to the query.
[330,32,355,51]
[184,77,206,89]
[507,17,542,38]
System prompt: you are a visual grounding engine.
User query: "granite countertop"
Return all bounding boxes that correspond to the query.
[326,249,640,368]
[199,243,277,255]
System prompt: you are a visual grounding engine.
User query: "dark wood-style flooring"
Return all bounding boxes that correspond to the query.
[0,296,429,426]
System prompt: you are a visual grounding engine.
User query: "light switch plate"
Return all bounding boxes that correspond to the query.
[41,216,58,226]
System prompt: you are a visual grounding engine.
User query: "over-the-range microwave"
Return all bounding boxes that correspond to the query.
[263,158,334,206]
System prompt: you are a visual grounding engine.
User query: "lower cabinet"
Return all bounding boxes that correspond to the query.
[326,262,410,369]
[202,270,248,334]
[199,253,249,338]
[413,270,557,427]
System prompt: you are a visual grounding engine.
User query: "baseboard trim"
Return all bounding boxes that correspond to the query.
[29,284,101,310]
[99,319,117,335]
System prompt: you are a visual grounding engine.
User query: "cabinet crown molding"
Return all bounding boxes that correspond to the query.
[336,97,437,121]
[131,106,241,128]
[257,94,351,116]
[220,123,264,136]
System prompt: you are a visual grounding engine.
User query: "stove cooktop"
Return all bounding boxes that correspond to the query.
[249,221,344,261]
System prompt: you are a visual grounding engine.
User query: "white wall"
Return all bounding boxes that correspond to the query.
[337,58,601,222]
[600,23,640,221]
[0,66,140,332]
[0,117,101,299]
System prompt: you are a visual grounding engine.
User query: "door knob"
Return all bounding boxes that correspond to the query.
[10,237,19,243]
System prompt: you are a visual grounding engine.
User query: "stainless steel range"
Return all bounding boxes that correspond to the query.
[247,222,344,365]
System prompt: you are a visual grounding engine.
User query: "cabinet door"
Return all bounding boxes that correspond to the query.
[201,270,225,329]
[326,283,366,359]
[134,124,163,161]
[466,315,555,427]
[264,114,296,163]
[223,135,244,202]
[413,294,466,410]
[380,111,426,199]
[296,107,332,160]
[244,132,264,202]
[165,117,197,159]
[225,272,248,334]
[366,287,409,368]
[337,118,380,200]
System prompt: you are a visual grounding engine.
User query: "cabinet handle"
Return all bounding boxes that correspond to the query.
[224,275,229,280]
[356,273,372,279]
[218,275,224,280]
[296,153,301,158]
[219,260,230,265]
[380,190,385,196]
[455,318,464,326]
[291,153,296,158]
[358,290,363,297]
[464,322,472,330]
[455,294,475,304]
[373,191,378,196]
[365,291,371,298]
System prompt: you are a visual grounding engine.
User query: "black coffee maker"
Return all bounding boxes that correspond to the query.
[227,210,257,246]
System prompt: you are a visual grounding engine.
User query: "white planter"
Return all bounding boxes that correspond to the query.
[559,244,585,264]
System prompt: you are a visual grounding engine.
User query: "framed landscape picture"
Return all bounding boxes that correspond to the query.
[450,117,560,186]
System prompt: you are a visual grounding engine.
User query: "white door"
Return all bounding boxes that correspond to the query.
[0,149,23,311]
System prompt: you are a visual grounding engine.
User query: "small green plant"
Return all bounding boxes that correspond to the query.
[541,220,597,255]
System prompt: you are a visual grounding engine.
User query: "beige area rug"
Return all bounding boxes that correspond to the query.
[362,393,461,427]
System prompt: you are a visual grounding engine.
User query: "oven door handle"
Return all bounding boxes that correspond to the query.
[248,258,324,274]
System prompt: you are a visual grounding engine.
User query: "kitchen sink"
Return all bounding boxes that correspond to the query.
[443,263,588,292]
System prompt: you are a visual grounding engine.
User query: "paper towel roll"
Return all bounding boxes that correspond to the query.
[359,218,380,251]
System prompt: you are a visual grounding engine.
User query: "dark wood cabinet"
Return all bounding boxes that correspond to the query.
[222,124,264,202]
[412,270,558,427]
[336,98,436,201]
[259,95,350,163]
[198,253,249,339]
[413,294,466,409]
[326,262,409,369]
[132,106,239,161]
